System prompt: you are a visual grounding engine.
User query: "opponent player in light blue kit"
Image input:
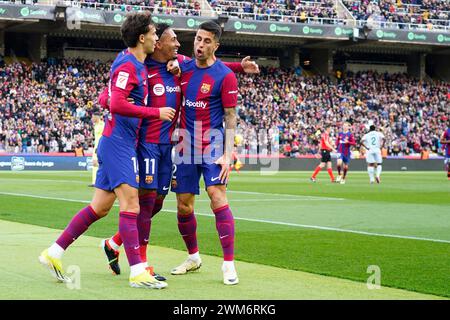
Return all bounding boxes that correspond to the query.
[39,12,175,289]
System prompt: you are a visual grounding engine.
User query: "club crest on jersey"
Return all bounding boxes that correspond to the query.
[201,83,211,94]
[145,175,154,184]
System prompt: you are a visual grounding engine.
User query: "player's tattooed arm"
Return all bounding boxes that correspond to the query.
[216,108,237,184]
[224,107,237,161]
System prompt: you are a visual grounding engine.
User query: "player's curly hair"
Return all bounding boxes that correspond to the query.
[120,11,154,48]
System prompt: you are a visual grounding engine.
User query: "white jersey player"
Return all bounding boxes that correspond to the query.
[361,125,385,184]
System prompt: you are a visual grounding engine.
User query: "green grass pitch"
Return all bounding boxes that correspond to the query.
[0,170,448,299]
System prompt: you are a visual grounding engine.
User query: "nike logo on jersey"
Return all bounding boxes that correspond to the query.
[148,73,158,79]
[228,90,238,94]
[211,177,221,182]
[162,186,170,191]
[220,235,229,239]
[181,82,188,85]
[134,245,140,250]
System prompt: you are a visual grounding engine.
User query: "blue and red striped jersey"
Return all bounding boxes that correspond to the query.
[179,59,238,151]
[336,131,356,157]
[139,56,182,144]
[103,49,148,146]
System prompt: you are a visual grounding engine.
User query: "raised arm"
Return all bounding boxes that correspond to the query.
[224,56,260,74]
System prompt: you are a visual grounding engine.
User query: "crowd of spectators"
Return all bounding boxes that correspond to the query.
[0,59,448,158]
[0,59,108,153]
[72,0,202,16]
[343,0,450,29]
[5,0,450,29]
[236,68,449,157]
[210,0,339,23]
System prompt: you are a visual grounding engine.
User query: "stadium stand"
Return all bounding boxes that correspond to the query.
[0,58,448,157]
[343,0,450,30]
[210,0,340,23]
[236,68,448,157]
[0,59,108,153]
[66,0,202,16]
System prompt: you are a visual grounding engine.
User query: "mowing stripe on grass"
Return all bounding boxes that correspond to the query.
[1,191,449,245]
[0,178,345,201]
[0,219,443,300]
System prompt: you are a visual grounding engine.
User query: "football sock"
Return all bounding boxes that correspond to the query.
[108,234,121,251]
[312,166,321,178]
[48,243,64,260]
[327,168,335,181]
[213,205,235,262]
[189,252,201,261]
[368,167,375,181]
[137,193,156,264]
[130,263,147,278]
[152,198,164,217]
[222,260,236,272]
[54,206,99,254]
[337,164,341,175]
[376,165,382,178]
[119,211,142,268]
[177,212,198,254]
[343,166,348,179]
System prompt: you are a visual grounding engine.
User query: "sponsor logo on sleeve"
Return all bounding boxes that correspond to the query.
[115,71,129,89]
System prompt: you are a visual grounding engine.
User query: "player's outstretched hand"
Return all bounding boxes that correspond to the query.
[241,56,260,74]
[167,59,181,76]
[159,107,176,121]
[215,155,231,184]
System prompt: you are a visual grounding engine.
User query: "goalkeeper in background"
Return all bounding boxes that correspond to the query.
[91,112,105,187]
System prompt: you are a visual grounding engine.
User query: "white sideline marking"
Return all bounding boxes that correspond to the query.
[0,178,86,184]
[229,190,344,201]
[0,191,449,244]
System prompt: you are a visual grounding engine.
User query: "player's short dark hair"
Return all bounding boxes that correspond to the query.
[199,20,222,41]
[120,11,154,48]
[370,125,376,131]
[156,23,171,39]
